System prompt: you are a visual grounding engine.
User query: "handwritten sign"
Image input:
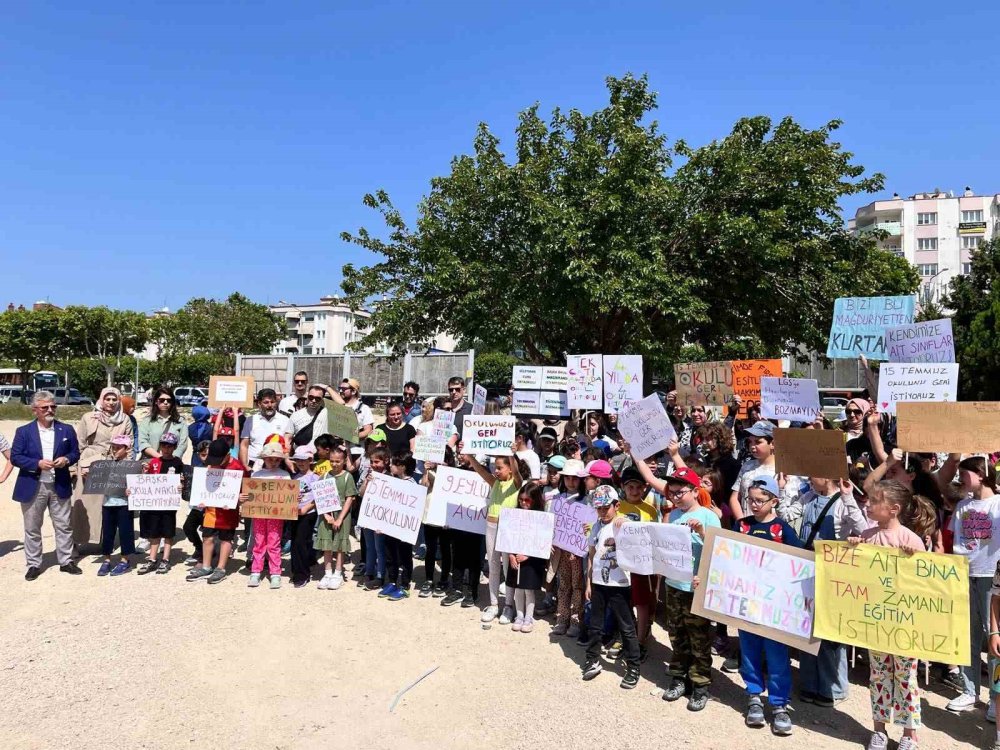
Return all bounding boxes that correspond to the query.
[83,460,143,495]
[886,318,955,363]
[541,367,568,391]
[617,394,676,460]
[760,377,821,421]
[189,467,243,509]
[496,507,555,559]
[512,366,542,390]
[674,361,734,407]
[326,401,361,444]
[731,359,783,419]
[472,384,487,415]
[241,477,299,520]
[615,522,694,582]
[691,528,820,654]
[310,477,342,515]
[814,541,971,664]
[208,375,255,409]
[774,428,849,481]
[461,415,515,456]
[434,465,490,533]
[126,473,182,510]
[551,494,599,557]
[603,355,643,414]
[413,434,447,463]
[356,472,426,544]
[567,354,603,409]
[876,363,959,415]
[896,402,1000,453]
[826,295,915,360]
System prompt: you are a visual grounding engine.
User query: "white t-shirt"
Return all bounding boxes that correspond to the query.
[588,519,629,587]
[278,394,302,417]
[951,494,1000,577]
[252,467,291,480]
[731,459,799,516]
[38,423,55,482]
[241,413,292,463]
[289,408,329,452]
[516,449,542,481]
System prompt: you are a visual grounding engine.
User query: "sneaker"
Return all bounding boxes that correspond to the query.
[480,605,499,623]
[388,586,410,601]
[184,555,200,566]
[460,591,477,608]
[620,664,640,690]
[942,669,966,692]
[896,738,917,750]
[281,540,291,554]
[110,560,130,576]
[522,617,535,633]
[662,677,686,702]
[866,731,889,750]
[746,696,766,728]
[582,659,602,681]
[293,578,308,589]
[813,695,835,708]
[987,742,1000,750]
[512,616,524,632]
[206,569,228,585]
[771,707,793,736]
[365,578,383,591]
[567,623,581,639]
[799,691,817,704]
[317,574,331,590]
[722,656,740,673]
[155,560,170,574]
[356,576,367,588]
[687,686,709,712]
[97,561,111,577]
[551,622,568,636]
[499,606,515,626]
[378,583,398,598]
[441,589,463,607]
[270,575,282,590]
[419,581,433,598]
[712,635,728,656]
[947,693,977,713]
[988,700,996,723]
[186,566,213,582]
[639,645,649,663]
[329,572,344,590]
[607,640,623,659]
[248,573,261,587]
[137,560,157,576]
[432,582,448,598]
[136,538,151,552]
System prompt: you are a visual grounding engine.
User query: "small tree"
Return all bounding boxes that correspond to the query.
[0,307,65,401]
[62,306,150,388]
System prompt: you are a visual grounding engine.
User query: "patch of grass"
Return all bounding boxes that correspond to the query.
[0,403,92,422]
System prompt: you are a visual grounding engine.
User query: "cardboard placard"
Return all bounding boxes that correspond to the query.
[512,366,542,390]
[496,507,555,559]
[567,354,603,409]
[310,477,342,515]
[615,522,694,582]
[691,527,821,654]
[208,375,255,409]
[83,459,143,495]
[240,477,299,520]
[422,489,449,527]
[760,377,821,421]
[434,465,490,533]
[189,467,243,509]
[876,363,959,415]
[472,384,487,415]
[886,318,955,363]
[616,393,676,460]
[356,472,426,544]
[731,359,783,419]
[773,427,849,481]
[326,401,361,444]
[126,473,182,511]
[674,360,734,407]
[896,402,1000,453]
[826,295,916,359]
[461,415,515,456]
[603,355,643,414]
[551,494,599,557]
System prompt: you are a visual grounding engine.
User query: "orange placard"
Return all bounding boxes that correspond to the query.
[731,359,782,419]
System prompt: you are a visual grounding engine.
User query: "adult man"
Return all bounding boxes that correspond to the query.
[402,381,421,424]
[239,388,293,469]
[11,390,82,580]
[448,376,474,441]
[278,371,310,417]
[289,385,331,452]
[339,378,374,443]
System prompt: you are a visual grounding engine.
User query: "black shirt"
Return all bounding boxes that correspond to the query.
[378,422,416,457]
[451,401,475,441]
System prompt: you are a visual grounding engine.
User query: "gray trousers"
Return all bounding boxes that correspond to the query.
[961,576,992,697]
[21,482,75,568]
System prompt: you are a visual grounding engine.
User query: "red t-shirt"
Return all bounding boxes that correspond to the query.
[202,457,248,531]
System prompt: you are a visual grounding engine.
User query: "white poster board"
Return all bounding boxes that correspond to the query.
[603,355,643,413]
[413,434,447,463]
[422,489,448,527]
[126,474,182,511]
[551,494,599,557]
[472,384,487,415]
[541,367,568,391]
[615,522,693,582]
[617,394,676,460]
[189,467,243,509]
[461,415,515,456]
[760,377,821,421]
[877,363,960,415]
[512,366,542,390]
[434,465,490,533]
[311,477,342,514]
[567,354,603,409]
[356,472,426,545]
[496,507,555,559]
[512,390,541,415]
[886,318,955,364]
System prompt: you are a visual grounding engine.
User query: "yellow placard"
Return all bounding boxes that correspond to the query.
[814,541,971,664]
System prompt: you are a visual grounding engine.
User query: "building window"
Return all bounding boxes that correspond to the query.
[302,347,313,354]
[917,238,938,251]
[962,263,973,275]
[916,263,939,276]
[962,235,982,249]
[917,212,937,225]
[303,313,314,322]
[961,210,984,222]
[886,246,903,257]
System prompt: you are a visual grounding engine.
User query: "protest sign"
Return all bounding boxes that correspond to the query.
[691,528,820,654]
[207,375,255,409]
[615,522,693,582]
[326,401,360,444]
[423,489,448,527]
[126,473,182,511]
[826,295,915,359]
[886,318,955,364]
[567,354,603,409]
[496,507,555,559]
[731,359,783,419]
[512,366,542,389]
[189,467,243,509]
[472,384,487,415]
[603,355,643,414]
[876,363,959,415]
[83,459,143,495]
[541,366,568,391]
[356,472,426,544]
[310,477,342,515]
[240,477,299,520]
[674,361,734,407]
[413,433,447,463]
[617,394,676,460]
[434,465,490,533]
[773,428,849,481]
[814,541,971,664]
[760,377,821,421]
[538,391,569,417]
[551,494,599,557]
[896,402,1000,453]
[461,415,515,456]
[512,391,540,415]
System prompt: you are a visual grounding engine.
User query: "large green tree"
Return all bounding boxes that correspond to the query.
[62,306,150,387]
[340,74,917,374]
[0,307,67,401]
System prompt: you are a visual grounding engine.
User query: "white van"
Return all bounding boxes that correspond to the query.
[0,386,25,403]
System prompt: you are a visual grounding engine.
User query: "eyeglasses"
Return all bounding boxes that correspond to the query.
[845,409,863,416]
[667,487,692,499]
[157,398,173,404]
[403,392,417,398]
[748,495,774,505]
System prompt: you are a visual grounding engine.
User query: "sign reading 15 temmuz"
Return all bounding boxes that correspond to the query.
[356,472,426,545]
[461,415,515,456]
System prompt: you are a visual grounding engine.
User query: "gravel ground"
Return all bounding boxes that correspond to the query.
[0,420,986,750]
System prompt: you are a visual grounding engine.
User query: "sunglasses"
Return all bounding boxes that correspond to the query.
[448,387,463,393]
[294,379,308,385]
[157,398,173,403]
[845,409,863,416]
[307,395,322,402]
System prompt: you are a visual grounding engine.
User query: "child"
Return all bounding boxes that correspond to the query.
[618,466,660,659]
[419,448,455,598]
[989,563,1000,750]
[315,446,358,590]
[660,468,721,711]
[581,486,641,689]
[188,405,214,447]
[544,455,566,505]
[186,439,248,585]
[182,440,210,565]
[137,432,184,575]
[735,476,800,736]
[353,428,387,580]
[289,445,319,587]
[728,420,790,520]
[361,446,390,590]
[505,482,549,633]
[241,442,290,589]
[380,451,416,600]
[441,454,488,609]
[582,459,614,500]
[312,434,335,478]
[848,480,925,750]
[551,458,588,637]
[97,434,137,577]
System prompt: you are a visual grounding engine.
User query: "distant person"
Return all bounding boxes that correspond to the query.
[279,371,310,417]
[239,388,292,470]
[447,377,474,441]
[338,378,374,443]
[95,434,138,577]
[401,381,421,423]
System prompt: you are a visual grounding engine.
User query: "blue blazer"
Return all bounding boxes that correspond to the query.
[11,420,81,502]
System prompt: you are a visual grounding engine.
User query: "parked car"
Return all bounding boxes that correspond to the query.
[0,386,26,403]
[50,387,94,406]
[173,386,209,407]
[820,396,848,422]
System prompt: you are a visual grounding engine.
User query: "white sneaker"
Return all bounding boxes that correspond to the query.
[988,700,996,723]
[330,572,344,590]
[498,606,515,626]
[317,573,333,590]
[480,605,499,623]
[499,583,507,599]
[247,573,261,588]
[946,693,977,713]
[136,538,151,552]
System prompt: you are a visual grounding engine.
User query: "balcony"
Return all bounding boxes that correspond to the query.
[855,221,902,237]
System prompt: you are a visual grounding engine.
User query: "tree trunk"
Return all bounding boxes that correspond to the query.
[105,366,117,388]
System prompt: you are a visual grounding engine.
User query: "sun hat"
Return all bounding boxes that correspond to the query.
[559,458,587,477]
[292,446,315,461]
[585,459,614,479]
[368,428,387,443]
[111,434,132,447]
[259,443,286,459]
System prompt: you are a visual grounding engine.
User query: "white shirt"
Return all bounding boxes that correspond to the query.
[278,394,303,417]
[588,519,629,587]
[241,412,292,462]
[516,449,542,480]
[38,422,56,482]
[289,408,329,452]
[952,494,1000,578]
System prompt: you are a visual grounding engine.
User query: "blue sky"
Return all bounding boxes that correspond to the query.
[4,2,998,311]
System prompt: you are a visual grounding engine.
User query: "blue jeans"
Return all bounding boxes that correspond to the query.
[363,528,386,581]
[799,640,849,700]
[961,576,991,697]
[739,631,791,706]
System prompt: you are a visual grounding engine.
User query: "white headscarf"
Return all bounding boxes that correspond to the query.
[95,387,126,427]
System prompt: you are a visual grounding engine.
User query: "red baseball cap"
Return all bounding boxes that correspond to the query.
[667,467,701,489]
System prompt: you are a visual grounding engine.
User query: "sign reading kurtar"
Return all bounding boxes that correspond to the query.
[774,428,849,481]
[240,478,299,520]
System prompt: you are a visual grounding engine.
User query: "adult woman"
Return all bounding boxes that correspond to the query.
[376,401,417,457]
[138,386,189,459]
[694,421,741,494]
[72,387,134,546]
[677,405,709,458]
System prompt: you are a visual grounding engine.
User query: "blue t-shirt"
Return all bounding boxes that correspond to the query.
[736,516,802,548]
[665,505,721,592]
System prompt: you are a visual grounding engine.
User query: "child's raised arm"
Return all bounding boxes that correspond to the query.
[466,454,497,487]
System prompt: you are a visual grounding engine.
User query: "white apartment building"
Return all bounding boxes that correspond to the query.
[849,187,998,304]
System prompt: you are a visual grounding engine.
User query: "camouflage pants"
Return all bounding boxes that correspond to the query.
[665,585,714,687]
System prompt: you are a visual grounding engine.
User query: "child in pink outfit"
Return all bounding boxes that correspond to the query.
[240,443,290,589]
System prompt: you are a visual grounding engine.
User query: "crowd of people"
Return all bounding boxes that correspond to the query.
[3,372,998,750]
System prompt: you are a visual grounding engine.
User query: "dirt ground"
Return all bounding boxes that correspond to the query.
[0,419,986,749]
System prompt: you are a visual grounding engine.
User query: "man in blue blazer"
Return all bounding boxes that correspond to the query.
[11,390,82,580]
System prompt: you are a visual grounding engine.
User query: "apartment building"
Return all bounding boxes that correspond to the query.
[849,187,999,304]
